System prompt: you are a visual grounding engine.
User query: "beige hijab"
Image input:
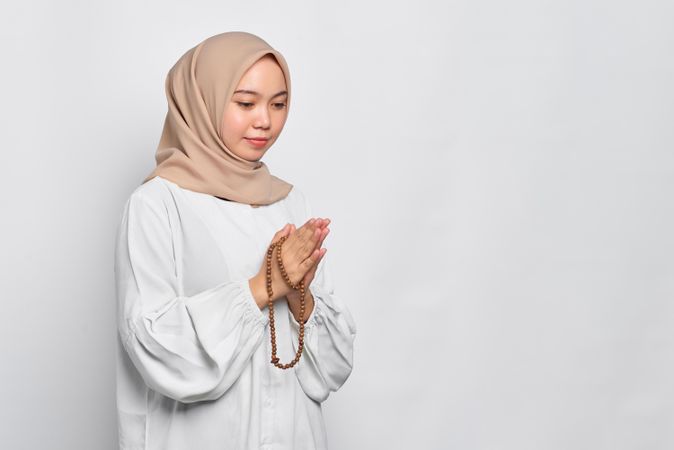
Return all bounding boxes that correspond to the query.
[142,31,293,206]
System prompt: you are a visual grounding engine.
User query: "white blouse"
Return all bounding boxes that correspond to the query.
[114,176,357,450]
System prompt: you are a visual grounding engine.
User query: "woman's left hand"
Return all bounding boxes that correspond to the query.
[287,218,330,299]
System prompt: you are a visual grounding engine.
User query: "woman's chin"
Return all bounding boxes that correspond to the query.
[244,151,266,163]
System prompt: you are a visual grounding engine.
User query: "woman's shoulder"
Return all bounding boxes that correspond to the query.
[115,177,175,236]
[123,176,175,212]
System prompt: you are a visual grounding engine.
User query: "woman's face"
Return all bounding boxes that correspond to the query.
[221,55,289,162]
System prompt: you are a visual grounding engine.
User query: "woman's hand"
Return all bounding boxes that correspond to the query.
[249,218,330,309]
[285,219,329,298]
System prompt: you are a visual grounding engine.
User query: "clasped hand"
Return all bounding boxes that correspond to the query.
[251,218,330,304]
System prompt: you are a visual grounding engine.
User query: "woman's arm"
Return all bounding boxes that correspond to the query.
[114,192,268,404]
[287,253,357,403]
[285,191,357,402]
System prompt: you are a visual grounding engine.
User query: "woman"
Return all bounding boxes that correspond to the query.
[114,31,357,450]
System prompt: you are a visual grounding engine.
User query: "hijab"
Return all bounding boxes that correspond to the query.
[142,31,293,206]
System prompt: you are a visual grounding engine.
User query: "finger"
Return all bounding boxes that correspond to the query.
[290,219,314,244]
[301,247,322,272]
[286,219,317,251]
[310,227,329,252]
[301,227,322,256]
[303,218,316,231]
[318,227,330,247]
[305,218,328,232]
[295,218,327,240]
[303,247,327,283]
[308,248,326,274]
[288,219,327,258]
[302,261,318,285]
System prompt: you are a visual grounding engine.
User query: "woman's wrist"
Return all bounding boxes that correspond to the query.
[287,289,315,323]
[248,274,270,310]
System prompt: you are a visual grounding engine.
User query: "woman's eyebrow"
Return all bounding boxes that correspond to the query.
[233,89,288,98]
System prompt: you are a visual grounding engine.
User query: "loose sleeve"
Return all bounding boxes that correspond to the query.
[114,192,269,404]
[287,191,357,403]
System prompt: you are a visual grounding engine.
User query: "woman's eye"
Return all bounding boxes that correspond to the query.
[273,103,287,109]
[237,102,253,108]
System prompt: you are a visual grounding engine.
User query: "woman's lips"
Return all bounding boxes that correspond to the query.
[245,137,269,148]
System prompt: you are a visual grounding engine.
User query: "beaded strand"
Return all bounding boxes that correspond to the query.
[265,234,305,369]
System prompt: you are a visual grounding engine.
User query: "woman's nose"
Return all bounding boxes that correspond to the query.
[253,106,271,128]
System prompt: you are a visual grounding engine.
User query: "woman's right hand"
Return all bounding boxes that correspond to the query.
[249,219,329,309]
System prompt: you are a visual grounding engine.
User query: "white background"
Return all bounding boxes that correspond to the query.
[1,1,672,449]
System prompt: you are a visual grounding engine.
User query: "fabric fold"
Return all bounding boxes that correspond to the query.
[116,192,268,404]
[287,254,357,403]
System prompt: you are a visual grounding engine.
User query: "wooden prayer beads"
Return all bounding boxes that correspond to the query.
[265,234,305,369]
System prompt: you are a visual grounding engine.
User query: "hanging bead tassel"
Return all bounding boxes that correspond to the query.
[265,235,305,369]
